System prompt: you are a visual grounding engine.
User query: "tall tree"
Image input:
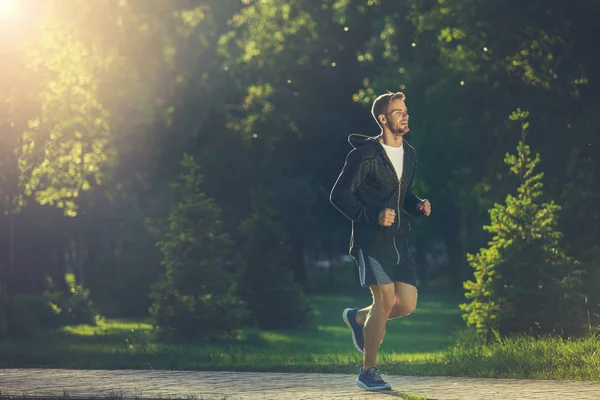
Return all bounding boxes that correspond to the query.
[461,110,585,337]
[409,0,600,264]
[149,154,244,338]
[219,0,383,285]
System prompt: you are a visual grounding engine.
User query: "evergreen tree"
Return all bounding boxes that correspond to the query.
[149,154,245,338]
[235,189,316,330]
[461,110,585,337]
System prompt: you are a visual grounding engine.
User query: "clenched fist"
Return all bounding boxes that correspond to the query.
[378,208,396,227]
[418,199,432,216]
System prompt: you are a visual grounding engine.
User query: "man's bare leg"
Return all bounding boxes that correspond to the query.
[363,283,395,369]
[389,281,418,318]
[355,281,418,325]
[355,306,371,325]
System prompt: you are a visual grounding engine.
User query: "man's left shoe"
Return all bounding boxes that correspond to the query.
[342,308,364,353]
[356,367,392,391]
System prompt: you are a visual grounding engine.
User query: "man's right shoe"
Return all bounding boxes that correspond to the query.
[356,367,392,391]
[342,308,364,353]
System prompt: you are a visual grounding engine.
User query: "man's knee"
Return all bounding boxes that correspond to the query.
[371,285,396,315]
[389,302,416,319]
[379,296,396,315]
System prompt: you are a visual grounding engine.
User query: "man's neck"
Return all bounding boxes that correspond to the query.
[378,130,404,148]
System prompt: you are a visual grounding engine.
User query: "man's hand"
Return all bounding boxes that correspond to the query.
[418,199,432,216]
[378,208,396,226]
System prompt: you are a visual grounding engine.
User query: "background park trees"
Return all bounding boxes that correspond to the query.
[0,0,598,338]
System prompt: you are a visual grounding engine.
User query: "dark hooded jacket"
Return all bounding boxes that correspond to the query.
[330,134,423,263]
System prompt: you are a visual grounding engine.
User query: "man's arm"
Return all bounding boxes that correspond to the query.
[404,176,431,217]
[404,149,428,216]
[404,189,424,216]
[330,149,381,226]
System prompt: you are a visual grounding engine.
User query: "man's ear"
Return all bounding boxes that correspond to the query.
[378,115,386,125]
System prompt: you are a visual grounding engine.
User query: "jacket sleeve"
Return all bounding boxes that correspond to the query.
[404,188,423,216]
[404,151,424,216]
[330,149,381,226]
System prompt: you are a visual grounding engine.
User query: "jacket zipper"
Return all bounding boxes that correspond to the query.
[378,139,403,265]
[393,179,401,264]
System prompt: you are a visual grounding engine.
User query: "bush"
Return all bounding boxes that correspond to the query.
[235,190,316,330]
[0,289,9,338]
[86,221,164,318]
[582,262,600,330]
[149,282,247,339]
[2,283,97,337]
[45,283,97,325]
[11,294,62,334]
[461,111,586,338]
[149,154,246,339]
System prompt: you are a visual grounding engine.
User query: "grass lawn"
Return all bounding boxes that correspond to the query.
[1,287,598,381]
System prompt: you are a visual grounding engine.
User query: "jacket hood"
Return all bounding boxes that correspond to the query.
[348,133,417,162]
[348,133,379,148]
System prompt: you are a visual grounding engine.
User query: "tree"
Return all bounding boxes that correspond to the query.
[235,189,316,329]
[19,21,112,218]
[461,110,585,337]
[218,0,383,285]
[149,154,245,338]
[1,9,112,331]
[409,0,600,266]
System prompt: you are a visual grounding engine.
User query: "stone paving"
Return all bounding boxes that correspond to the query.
[1,369,600,400]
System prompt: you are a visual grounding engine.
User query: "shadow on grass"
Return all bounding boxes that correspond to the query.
[0,290,464,374]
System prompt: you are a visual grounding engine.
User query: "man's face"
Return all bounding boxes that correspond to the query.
[383,98,409,135]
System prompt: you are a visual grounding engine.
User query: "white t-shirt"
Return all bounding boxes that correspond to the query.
[381,142,404,182]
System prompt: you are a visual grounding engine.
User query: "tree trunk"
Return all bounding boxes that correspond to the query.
[446,210,466,294]
[47,247,68,292]
[9,209,15,280]
[327,249,336,288]
[77,237,86,286]
[1,209,16,336]
[291,235,307,289]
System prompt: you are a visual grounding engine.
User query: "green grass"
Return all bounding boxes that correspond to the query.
[1,289,599,381]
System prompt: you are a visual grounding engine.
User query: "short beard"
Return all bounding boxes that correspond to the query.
[389,122,409,136]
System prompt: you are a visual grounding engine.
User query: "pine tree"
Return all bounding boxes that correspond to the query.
[149,154,246,338]
[235,189,316,329]
[461,110,585,337]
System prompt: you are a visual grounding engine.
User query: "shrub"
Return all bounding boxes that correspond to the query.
[45,283,97,325]
[235,189,316,330]
[461,110,586,338]
[149,154,246,339]
[0,282,96,337]
[582,262,600,330]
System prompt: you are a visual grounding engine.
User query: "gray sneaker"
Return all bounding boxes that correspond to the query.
[356,367,392,391]
[342,308,364,353]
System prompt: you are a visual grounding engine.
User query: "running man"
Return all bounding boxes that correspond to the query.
[330,92,431,391]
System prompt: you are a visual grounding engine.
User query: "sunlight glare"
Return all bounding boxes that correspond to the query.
[0,0,18,20]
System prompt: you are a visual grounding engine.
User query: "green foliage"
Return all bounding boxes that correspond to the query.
[1,0,599,340]
[582,263,600,328]
[1,283,96,337]
[218,0,321,141]
[411,0,600,95]
[18,21,112,217]
[8,294,62,336]
[442,329,600,380]
[3,293,600,381]
[149,154,246,339]
[461,112,585,337]
[235,190,316,330]
[44,282,97,326]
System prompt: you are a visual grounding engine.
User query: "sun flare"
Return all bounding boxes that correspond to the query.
[0,0,18,20]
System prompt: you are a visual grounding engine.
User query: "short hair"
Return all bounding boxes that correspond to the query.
[371,92,406,127]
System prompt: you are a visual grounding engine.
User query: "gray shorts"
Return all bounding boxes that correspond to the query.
[353,237,417,287]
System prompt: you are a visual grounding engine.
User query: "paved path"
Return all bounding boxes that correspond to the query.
[1,369,600,399]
